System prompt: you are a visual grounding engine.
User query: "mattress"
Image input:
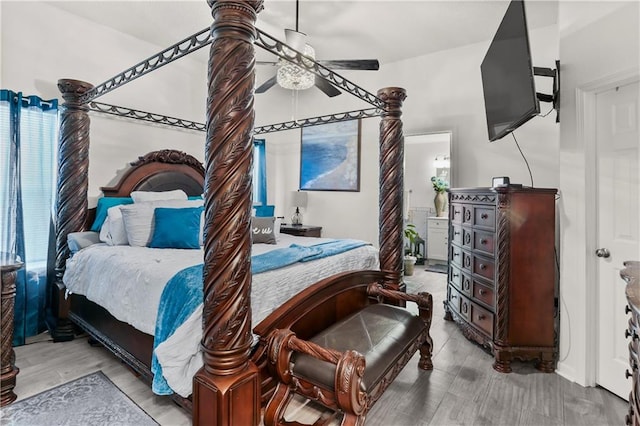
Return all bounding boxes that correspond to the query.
[63,233,379,397]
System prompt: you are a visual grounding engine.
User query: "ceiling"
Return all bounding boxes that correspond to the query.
[47,0,559,66]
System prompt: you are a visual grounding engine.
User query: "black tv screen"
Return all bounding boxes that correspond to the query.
[481,0,539,142]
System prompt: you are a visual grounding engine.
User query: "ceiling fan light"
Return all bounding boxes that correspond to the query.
[276,44,316,91]
[284,29,307,52]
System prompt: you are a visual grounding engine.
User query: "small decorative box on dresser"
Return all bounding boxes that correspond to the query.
[444,186,558,373]
[279,224,322,238]
[427,217,449,264]
[623,261,640,426]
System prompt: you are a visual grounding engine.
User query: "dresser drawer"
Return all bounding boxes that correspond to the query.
[473,255,495,281]
[473,230,495,257]
[470,302,494,338]
[450,265,472,297]
[451,224,463,245]
[629,317,640,353]
[472,281,495,309]
[450,244,463,268]
[448,287,470,321]
[462,228,473,249]
[428,218,449,230]
[451,203,464,224]
[447,286,460,314]
[463,205,474,226]
[473,206,496,230]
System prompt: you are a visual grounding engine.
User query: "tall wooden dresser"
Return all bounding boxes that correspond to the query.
[623,261,640,426]
[444,186,558,373]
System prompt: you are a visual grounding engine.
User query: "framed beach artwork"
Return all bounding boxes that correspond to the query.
[299,120,361,191]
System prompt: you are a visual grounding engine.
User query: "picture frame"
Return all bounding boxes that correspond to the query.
[299,119,361,192]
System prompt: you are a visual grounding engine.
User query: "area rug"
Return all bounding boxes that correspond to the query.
[425,263,448,274]
[0,371,158,426]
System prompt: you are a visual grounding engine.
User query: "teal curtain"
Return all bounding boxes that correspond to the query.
[0,89,58,346]
[253,138,267,206]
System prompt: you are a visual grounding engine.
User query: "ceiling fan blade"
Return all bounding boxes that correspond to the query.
[315,77,341,97]
[317,59,380,71]
[255,75,278,94]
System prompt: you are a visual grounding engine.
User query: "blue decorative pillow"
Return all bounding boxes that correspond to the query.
[253,205,275,217]
[90,197,133,232]
[149,207,203,249]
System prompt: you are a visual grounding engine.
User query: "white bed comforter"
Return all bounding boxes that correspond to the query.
[63,234,379,396]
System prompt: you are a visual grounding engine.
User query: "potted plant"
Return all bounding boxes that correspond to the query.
[431,176,449,217]
[403,223,419,276]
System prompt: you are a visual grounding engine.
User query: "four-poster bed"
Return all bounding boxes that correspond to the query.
[48,1,433,424]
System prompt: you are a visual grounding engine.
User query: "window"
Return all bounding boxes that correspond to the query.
[253,138,267,206]
[0,90,58,344]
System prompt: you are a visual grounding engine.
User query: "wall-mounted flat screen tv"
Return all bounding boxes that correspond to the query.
[481,0,539,142]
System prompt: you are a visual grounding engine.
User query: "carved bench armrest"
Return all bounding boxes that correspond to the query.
[266,329,367,415]
[367,282,433,325]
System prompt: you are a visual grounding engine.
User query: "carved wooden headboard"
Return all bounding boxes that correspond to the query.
[101,149,205,197]
[84,149,205,229]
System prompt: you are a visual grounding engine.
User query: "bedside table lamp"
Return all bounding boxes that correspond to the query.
[291,191,308,226]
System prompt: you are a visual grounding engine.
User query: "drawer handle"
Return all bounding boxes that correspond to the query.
[478,314,486,320]
[479,289,487,296]
[480,238,488,245]
[453,253,460,257]
[626,305,632,314]
[481,213,489,219]
[454,231,460,236]
[453,273,459,278]
[626,369,633,379]
[451,294,457,299]
[455,210,461,215]
[479,264,487,270]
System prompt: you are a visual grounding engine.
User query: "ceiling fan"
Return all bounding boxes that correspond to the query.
[255,0,380,97]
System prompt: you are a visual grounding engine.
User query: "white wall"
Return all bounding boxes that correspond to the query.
[266,26,559,246]
[556,1,639,385]
[1,1,207,204]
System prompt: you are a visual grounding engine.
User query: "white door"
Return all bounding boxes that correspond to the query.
[596,80,640,399]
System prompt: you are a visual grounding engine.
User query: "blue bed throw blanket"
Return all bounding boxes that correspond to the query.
[151,239,368,395]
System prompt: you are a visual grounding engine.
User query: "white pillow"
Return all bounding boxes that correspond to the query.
[68,231,101,253]
[274,217,283,240]
[120,199,204,247]
[130,189,188,203]
[99,205,129,246]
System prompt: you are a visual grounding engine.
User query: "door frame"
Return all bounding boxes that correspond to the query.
[579,68,640,386]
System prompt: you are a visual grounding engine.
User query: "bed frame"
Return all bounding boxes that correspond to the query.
[48,1,419,424]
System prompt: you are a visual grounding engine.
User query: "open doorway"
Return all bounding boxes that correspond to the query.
[404,131,452,268]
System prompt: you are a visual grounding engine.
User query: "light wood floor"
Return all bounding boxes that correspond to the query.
[11,268,626,425]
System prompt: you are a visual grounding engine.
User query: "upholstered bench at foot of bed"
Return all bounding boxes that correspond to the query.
[263,283,433,426]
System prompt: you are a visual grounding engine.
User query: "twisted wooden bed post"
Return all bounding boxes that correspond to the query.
[377,87,407,291]
[193,1,263,425]
[48,79,93,342]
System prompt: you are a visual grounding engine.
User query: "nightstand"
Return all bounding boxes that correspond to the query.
[1,252,23,406]
[280,224,322,238]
